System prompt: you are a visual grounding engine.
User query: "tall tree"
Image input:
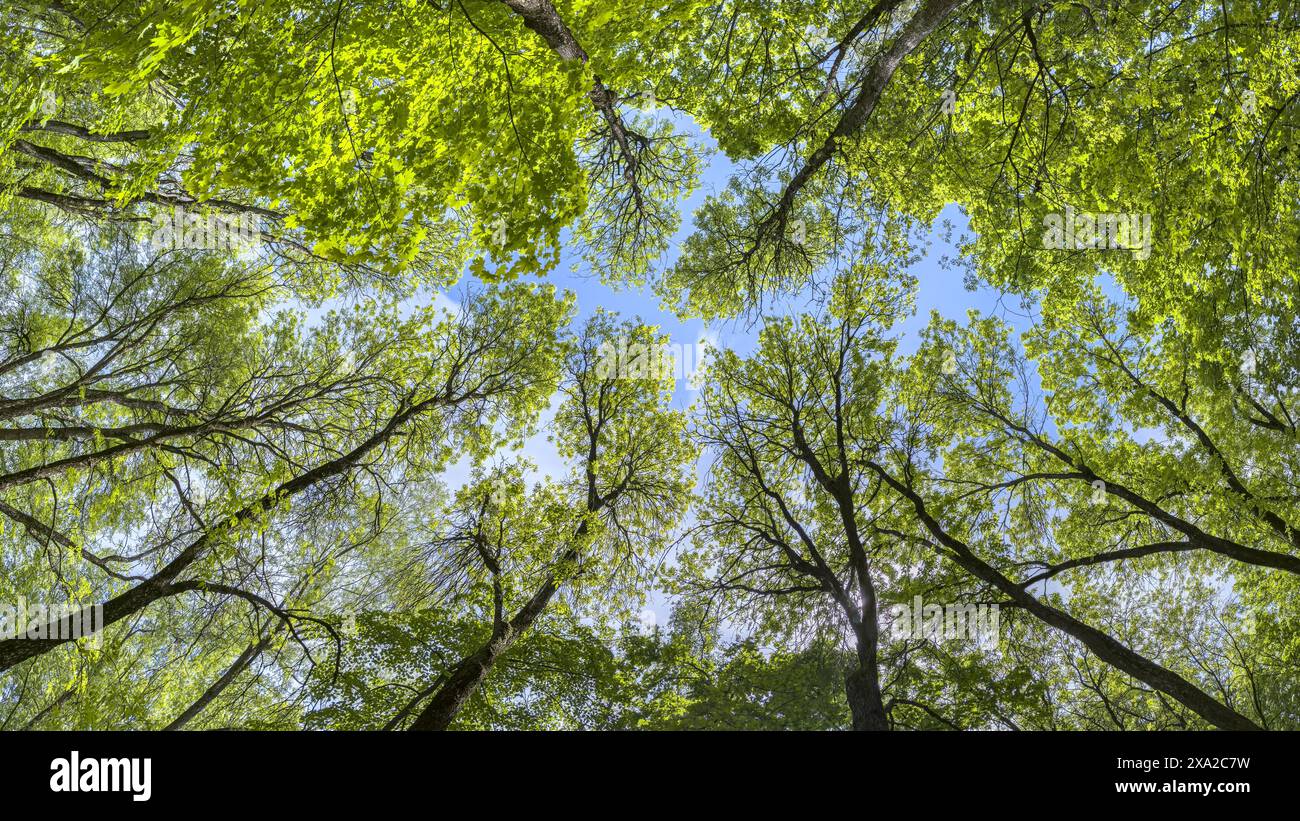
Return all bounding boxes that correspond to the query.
[0,223,571,678]
[394,314,695,730]
[2,0,702,287]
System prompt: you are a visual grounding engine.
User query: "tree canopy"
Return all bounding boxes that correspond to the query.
[1,0,1297,731]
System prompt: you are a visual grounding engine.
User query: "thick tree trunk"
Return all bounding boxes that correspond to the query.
[407,572,563,731]
[843,581,889,731]
[963,557,1262,730]
[845,664,889,731]
[405,631,519,731]
[873,464,1264,731]
[842,589,889,731]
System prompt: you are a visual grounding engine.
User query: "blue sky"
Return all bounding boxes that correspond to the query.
[548,125,1040,411]
[432,122,1057,631]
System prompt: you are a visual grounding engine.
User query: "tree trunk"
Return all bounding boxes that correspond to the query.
[845,663,890,730]
[0,397,441,673]
[874,464,1264,731]
[163,634,273,730]
[842,589,889,731]
[407,572,564,731]
[405,630,519,731]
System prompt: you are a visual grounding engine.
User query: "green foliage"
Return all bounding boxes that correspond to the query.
[2,0,1298,732]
